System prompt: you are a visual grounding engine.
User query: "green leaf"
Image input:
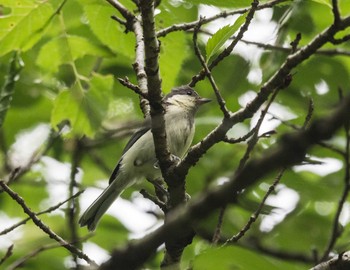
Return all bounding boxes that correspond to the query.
[85,73,114,128]
[51,87,92,137]
[310,0,332,8]
[193,246,307,269]
[36,35,113,73]
[51,74,114,137]
[160,32,188,92]
[0,0,54,56]
[206,14,246,63]
[83,3,135,57]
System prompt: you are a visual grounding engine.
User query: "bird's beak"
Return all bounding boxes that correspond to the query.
[197,97,211,105]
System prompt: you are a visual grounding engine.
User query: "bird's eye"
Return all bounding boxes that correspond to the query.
[187,91,192,96]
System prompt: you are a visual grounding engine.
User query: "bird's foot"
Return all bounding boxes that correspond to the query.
[147,177,168,203]
[170,154,181,165]
[153,155,181,169]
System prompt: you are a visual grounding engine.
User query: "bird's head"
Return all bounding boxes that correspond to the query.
[164,86,211,113]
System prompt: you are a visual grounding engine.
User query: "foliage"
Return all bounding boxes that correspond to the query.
[0,0,350,269]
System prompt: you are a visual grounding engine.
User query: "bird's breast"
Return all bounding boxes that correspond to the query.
[166,114,195,158]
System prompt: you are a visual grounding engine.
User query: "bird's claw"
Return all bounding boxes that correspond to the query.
[170,154,181,165]
[153,155,181,169]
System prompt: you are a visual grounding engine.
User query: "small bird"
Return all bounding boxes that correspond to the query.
[79,86,211,231]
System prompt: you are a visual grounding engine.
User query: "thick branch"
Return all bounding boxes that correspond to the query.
[311,251,350,270]
[139,0,172,174]
[100,94,350,270]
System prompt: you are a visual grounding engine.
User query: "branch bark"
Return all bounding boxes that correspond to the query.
[175,14,350,183]
[99,94,350,270]
[0,181,97,267]
[311,251,350,270]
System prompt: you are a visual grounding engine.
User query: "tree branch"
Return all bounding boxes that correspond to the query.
[139,1,190,266]
[197,28,350,57]
[0,181,97,267]
[0,245,13,266]
[99,94,350,270]
[105,0,150,115]
[138,0,171,175]
[193,22,230,118]
[175,14,350,183]
[190,0,259,86]
[320,93,350,262]
[311,251,350,270]
[137,0,166,158]
[156,0,289,38]
[0,190,84,236]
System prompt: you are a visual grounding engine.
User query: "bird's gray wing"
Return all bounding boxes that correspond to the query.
[109,123,151,184]
[121,125,150,155]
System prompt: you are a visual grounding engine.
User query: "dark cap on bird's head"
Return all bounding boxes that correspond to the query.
[165,86,211,109]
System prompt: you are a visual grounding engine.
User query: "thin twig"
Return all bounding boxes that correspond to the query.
[0,245,13,266]
[0,190,84,236]
[140,189,167,212]
[7,243,61,270]
[212,206,226,245]
[302,98,314,130]
[196,28,350,57]
[190,0,260,86]
[0,181,97,267]
[156,0,289,38]
[176,14,350,194]
[192,20,231,118]
[237,87,280,172]
[118,77,148,99]
[111,15,128,29]
[7,234,94,270]
[290,33,302,53]
[226,168,286,244]
[105,0,134,22]
[320,93,350,262]
[217,88,280,244]
[223,128,255,144]
[67,139,83,266]
[330,34,350,45]
[226,91,311,244]
[5,128,60,185]
[100,94,350,270]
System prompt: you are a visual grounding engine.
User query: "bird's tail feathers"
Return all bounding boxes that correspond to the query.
[79,183,124,231]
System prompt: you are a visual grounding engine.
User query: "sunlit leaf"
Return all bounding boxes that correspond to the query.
[0,0,54,56]
[36,35,113,73]
[310,0,332,8]
[206,14,245,63]
[83,3,135,57]
[193,246,305,269]
[85,73,114,128]
[160,32,188,92]
[51,74,113,137]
